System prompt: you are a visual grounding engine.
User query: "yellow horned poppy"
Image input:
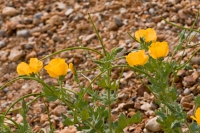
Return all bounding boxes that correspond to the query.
[135,28,157,43]
[44,58,68,78]
[148,41,169,59]
[126,50,149,66]
[69,63,75,75]
[29,58,43,73]
[191,107,200,125]
[17,58,43,76]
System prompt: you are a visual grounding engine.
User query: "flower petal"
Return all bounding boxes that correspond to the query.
[146,28,157,42]
[135,29,146,42]
[69,63,75,75]
[126,50,149,66]
[29,58,43,73]
[148,41,169,59]
[17,62,34,76]
[44,58,68,78]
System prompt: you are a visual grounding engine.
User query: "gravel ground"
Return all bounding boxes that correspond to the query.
[0,0,200,132]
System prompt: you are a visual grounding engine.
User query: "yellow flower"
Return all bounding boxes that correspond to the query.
[148,41,169,59]
[126,50,149,66]
[191,107,200,125]
[44,58,68,78]
[17,58,43,76]
[135,28,157,42]
[69,63,75,75]
[29,58,43,73]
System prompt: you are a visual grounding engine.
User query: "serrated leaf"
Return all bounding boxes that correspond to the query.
[110,80,119,90]
[171,120,181,129]
[128,111,142,124]
[42,87,57,102]
[96,75,108,88]
[115,114,128,133]
[75,100,88,109]
[62,114,76,126]
[81,109,89,120]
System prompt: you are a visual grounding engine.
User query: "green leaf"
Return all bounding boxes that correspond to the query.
[0,124,12,133]
[62,114,77,126]
[96,75,108,88]
[171,120,181,129]
[115,112,142,133]
[75,99,88,109]
[22,98,29,114]
[115,114,127,133]
[115,47,124,53]
[128,111,142,124]
[93,60,104,65]
[194,95,200,108]
[190,122,200,132]
[81,109,89,120]
[110,80,119,90]
[42,86,58,102]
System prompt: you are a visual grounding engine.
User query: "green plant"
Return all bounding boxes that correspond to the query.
[0,13,200,133]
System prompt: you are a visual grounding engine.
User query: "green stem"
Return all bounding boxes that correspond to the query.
[88,13,107,56]
[0,77,21,90]
[185,121,192,133]
[107,88,112,133]
[114,65,151,77]
[163,19,200,33]
[107,64,112,133]
[40,47,103,60]
[42,97,54,133]
[77,67,98,73]
[0,76,54,94]
[0,115,20,129]
[58,87,77,95]
[80,64,151,100]
[5,95,40,113]
[80,69,108,100]
[177,48,200,70]
[58,77,65,102]
[4,93,42,116]
[61,100,101,133]
[81,73,93,88]
[133,71,158,99]
[127,32,137,42]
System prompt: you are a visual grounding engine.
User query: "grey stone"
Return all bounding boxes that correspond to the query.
[0,40,6,49]
[114,17,123,27]
[0,30,6,37]
[141,102,151,111]
[8,49,24,61]
[191,56,200,65]
[183,88,191,95]
[55,2,67,10]
[145,117,162,132]
[0,50,9,61]
[34,12,43,19]
[17,30,30,37]
[84,34,96,42]
[65,8,74,16]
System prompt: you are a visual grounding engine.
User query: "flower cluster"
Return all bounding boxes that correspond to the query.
[17,58,43,76]
[126,28,169,66]
[17,58,74,78]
